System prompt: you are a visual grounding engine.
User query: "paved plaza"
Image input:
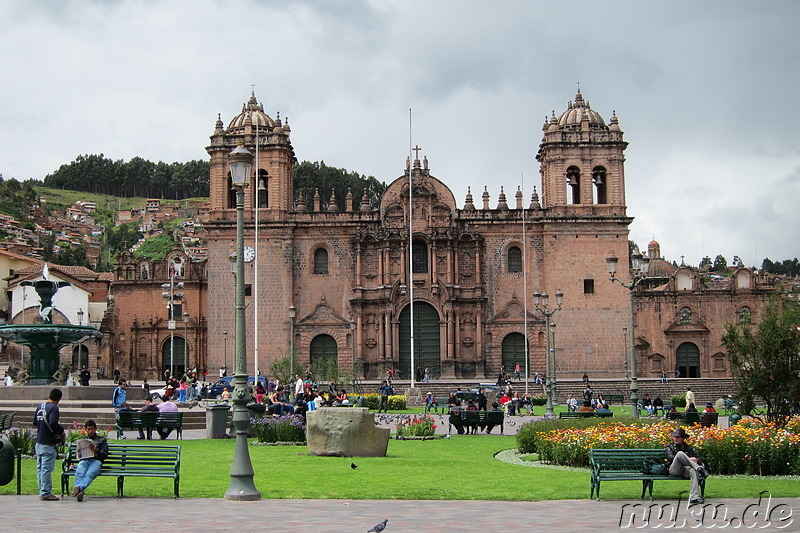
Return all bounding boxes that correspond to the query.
[3,495,798,531]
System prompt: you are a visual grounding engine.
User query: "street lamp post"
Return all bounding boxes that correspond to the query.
[606,250,650,420]
[289,305,296,378]
[224,141,260,501]
[161,278,184,378]
[183,312,189,373]
[223,331,228,377]
[533,290,563,416]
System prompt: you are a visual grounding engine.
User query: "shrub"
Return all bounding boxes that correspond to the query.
[2,427,36,456]
[252,415,306,444]
[530,395,547,406]
[671,393,687,408]
[396,415,437,438]
[361,394,407,410]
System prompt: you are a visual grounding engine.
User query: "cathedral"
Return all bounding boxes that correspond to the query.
[107,90,774,382]
[202,90,636,381]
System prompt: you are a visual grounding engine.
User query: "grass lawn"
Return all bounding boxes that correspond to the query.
[3,436,799,500]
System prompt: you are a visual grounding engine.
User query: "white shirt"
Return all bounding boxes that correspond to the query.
[295,378,304,395]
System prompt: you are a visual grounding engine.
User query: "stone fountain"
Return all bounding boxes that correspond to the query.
[0,265,102,385]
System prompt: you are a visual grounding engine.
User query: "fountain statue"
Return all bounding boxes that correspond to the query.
[0,265,102,385]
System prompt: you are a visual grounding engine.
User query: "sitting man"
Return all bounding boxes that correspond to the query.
[156,394,179,439]
[484,402,503,434]
[137,396,159,440]
[71,420,108,502]
[653,396,665,415]
[567,394,578,412]
[424,392,439,414]
[665,427,709,505]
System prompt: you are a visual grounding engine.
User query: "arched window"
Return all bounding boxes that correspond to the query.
[739,306,751,324]
[679,307,692,325]
[255,169,268,208]
[592,166,607,204]
[313,248,328,274]
[507,246,522,273]
[566,166,581,204]
[412,240,428,273]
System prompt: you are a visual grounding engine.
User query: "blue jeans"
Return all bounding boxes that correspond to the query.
[35,443,57,496]
[74,459,103,492]
[179,389,186,402]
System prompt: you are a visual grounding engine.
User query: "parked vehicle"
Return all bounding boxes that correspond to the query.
[208,375,267,399]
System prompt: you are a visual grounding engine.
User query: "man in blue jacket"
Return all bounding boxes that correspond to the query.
[34,388,64,500]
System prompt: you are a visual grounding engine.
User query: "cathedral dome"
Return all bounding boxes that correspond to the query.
[227,93,276,131]
[647,258,677,278]
[557,90,607,130]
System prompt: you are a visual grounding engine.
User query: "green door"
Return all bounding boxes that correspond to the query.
[676,342,701,378]
[502,333,526,375]
[310,334,338,380]
[399,302,440,380]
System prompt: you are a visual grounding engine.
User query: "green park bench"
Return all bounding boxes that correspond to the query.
[590,448,706,501]
[559,411,614,419]
[61,442,181,498]
[0,412,16,431]
[116,411,184,439]
[603,394,625,404]
[447,410,505,434]
[665,411,718,427]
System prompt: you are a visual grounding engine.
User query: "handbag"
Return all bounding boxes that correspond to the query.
[642,457,667,475]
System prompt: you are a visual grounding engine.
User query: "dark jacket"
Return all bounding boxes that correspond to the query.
[33,401,64,445]
[665,441,702,465]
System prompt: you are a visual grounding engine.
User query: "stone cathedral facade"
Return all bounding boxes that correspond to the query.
[200,89,646,381]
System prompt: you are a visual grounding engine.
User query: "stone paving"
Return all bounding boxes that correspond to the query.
[3,495,798,531]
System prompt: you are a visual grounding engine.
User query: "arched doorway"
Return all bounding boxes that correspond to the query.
[162,336,188,378]
[71,344,89,371]
[310,334,338,380]
[676,342,701,378]
[399,302,440,380]
[502,333,526,376]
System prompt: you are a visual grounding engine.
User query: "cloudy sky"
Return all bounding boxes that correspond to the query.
[1,0,797,268]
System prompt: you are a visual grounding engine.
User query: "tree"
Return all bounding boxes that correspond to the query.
[712,254,728,272]
[699,256,712,270]
[721,296,800,428]
[293,160,386,211]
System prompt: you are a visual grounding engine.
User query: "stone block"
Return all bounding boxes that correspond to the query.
[306,407,389,457]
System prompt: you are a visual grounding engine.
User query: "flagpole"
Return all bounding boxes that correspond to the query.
[253,89,260,381]
[408,108,415,390]
[521,173,529,395]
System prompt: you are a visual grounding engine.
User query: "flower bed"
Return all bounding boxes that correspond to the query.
[396,415,437,438]
[252,415,306,444]
[522,418,800,475]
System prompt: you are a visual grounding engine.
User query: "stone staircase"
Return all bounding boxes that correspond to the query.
[357,378,738,407]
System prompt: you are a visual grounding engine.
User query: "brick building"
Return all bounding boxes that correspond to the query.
[200,90,637,381]
[104,90,774,382]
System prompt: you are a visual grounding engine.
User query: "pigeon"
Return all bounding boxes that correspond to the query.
[367,519,388,532]
[351,463,358,469]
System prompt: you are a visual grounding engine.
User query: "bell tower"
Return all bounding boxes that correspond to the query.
[536,89,627,213]
[206,91,296,219]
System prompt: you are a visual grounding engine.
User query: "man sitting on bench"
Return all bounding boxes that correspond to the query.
[666,427,710,505]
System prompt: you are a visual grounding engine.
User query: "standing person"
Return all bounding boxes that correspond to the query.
[178,378,187,403]
[34,388,65,500]
[684,387,695,410]
[79,366,91,386]
[71,420,108,502]
[423,366,430,383]
[387,367,395,383]
[113,367,121,385]
[665,428,709,504]
[294,374,305,402]
[142,378,150,394]
[378,380,393,413]
[477,388,488,411]
[164,368,171,384]
[514,363,521,381]
[255,381,266,404]
[112,379,128,439]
